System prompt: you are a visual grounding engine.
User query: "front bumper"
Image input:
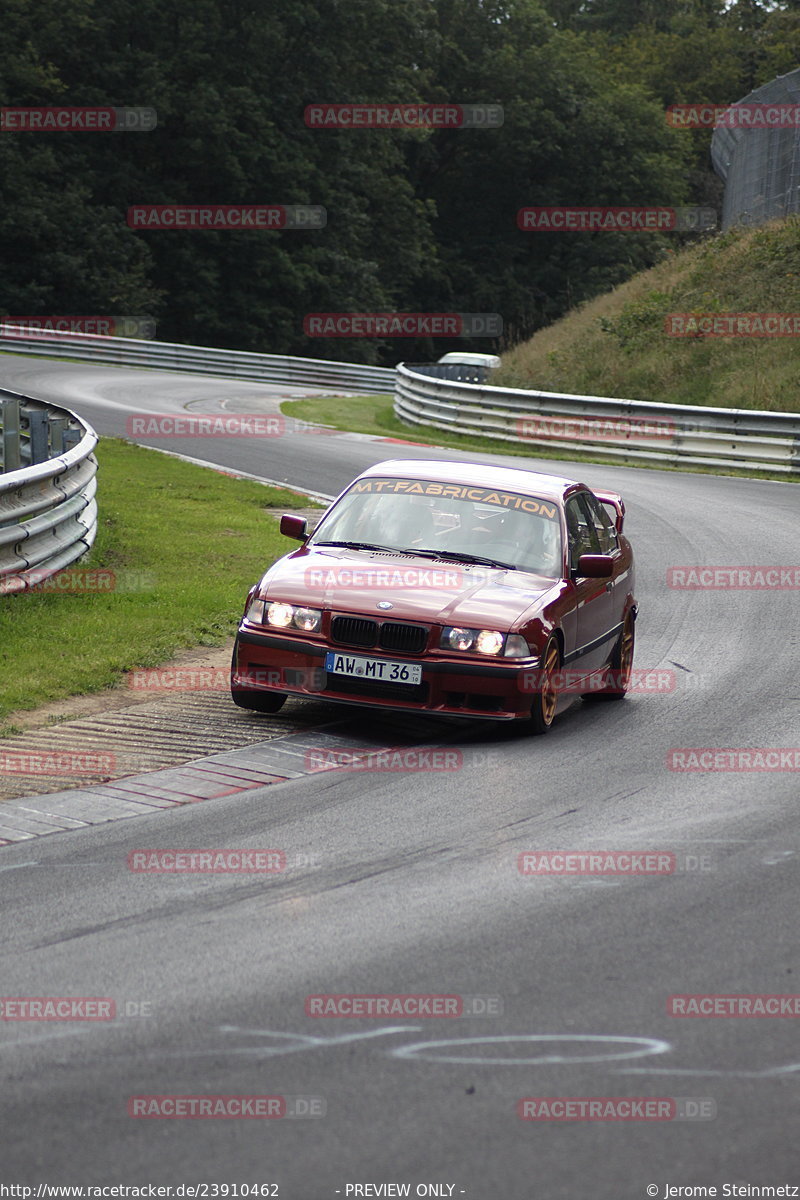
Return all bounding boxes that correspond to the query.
[233,627,539,720]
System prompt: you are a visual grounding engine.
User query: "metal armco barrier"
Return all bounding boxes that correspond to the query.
[0,325,395,393]
[0,389,98,594]
[395,364,800,474]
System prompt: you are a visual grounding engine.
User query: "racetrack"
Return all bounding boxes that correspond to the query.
[1,354,799,1197]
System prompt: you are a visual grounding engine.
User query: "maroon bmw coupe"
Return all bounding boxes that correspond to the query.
[231,459,636,733]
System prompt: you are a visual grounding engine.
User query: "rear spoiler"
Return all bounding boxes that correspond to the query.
[593,490,625,534]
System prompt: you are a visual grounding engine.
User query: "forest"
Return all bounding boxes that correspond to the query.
[2,0,800,363]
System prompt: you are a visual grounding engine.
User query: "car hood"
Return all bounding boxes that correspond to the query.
[260,546,561,629]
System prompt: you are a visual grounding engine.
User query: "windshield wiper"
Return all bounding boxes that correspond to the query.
[314,540,400,553]
[402,547,516,570]
[314,540,516,570]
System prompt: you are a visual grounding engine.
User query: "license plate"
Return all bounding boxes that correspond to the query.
[325,651,422,686]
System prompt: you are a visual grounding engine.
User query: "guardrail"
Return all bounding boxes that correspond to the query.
[395,364,800,474]
[0,325,395,394]
[0,389,98,594]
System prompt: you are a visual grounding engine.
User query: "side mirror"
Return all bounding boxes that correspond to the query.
[576,553,613,578]
[280,514,308,540]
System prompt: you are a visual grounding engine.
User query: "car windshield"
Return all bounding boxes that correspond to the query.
[310,477,563,578]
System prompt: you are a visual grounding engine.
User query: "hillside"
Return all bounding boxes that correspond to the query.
[496,218,800,413]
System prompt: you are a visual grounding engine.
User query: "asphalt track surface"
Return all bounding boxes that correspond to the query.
[1,355,799,1198]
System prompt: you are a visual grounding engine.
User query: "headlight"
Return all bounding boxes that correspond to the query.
[445,626,475,651]
[441,626,505,656]
[292,606,322,632]
[265,601,323,632]
[440,627,531,657]
[476,629,504,656]
[266,602,294,628]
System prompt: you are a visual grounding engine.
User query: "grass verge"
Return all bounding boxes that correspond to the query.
[496,219,800,413]
[0,439,321,730]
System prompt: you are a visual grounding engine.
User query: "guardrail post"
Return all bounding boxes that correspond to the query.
[63,428,82,452]
[22,406,50,465]
[49,417,69,455]
[1,397,21,472]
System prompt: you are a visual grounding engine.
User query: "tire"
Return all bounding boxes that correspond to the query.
[230,637,287,714]
[528,635,561,735]
[588,611,635,702]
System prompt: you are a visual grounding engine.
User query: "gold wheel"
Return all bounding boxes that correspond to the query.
[617,614,634,692]
[589,611,635,702]
[529,636,560,734]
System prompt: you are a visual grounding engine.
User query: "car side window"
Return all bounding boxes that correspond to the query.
[582,492,619,554]
[565,495,600,572]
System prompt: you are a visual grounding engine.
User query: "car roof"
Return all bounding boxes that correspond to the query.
[357,458,585,503]
[437,352,500,365]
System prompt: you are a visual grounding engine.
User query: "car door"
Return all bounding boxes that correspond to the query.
[582,489,628,660]
[563,492,616,674]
